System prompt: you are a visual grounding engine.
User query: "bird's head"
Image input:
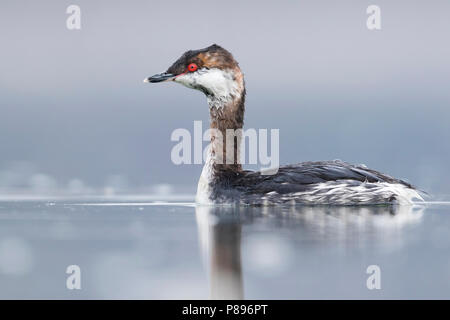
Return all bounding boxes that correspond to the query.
[144,44,244,105]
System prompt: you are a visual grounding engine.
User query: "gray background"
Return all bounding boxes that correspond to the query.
[1,0,449,196]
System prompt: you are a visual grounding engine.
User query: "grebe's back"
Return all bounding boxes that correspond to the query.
[210,160,422,205]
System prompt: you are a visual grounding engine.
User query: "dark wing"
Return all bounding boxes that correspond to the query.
[231,160,414,195]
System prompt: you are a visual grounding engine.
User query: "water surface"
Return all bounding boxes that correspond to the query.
[0,198,449,299]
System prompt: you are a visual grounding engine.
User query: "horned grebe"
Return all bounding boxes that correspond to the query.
[144,44,423,205]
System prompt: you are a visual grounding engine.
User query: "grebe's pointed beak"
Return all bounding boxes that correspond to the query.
[143,72,175,83]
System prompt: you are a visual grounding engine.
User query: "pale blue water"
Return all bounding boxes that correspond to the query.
[0,198,449,299]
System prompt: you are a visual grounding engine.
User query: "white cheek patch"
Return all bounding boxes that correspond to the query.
[174,72,197,90]
[174,68,242,106]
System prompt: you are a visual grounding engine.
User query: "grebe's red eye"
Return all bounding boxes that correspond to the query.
[188,63,198,72]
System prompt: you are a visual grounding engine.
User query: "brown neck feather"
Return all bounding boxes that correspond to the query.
[208,88,246,176]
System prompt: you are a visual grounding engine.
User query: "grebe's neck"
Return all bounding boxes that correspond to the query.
[208,87,245,174]
[196,71,245,203]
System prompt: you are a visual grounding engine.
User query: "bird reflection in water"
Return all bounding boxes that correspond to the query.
[195,204,425,299]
